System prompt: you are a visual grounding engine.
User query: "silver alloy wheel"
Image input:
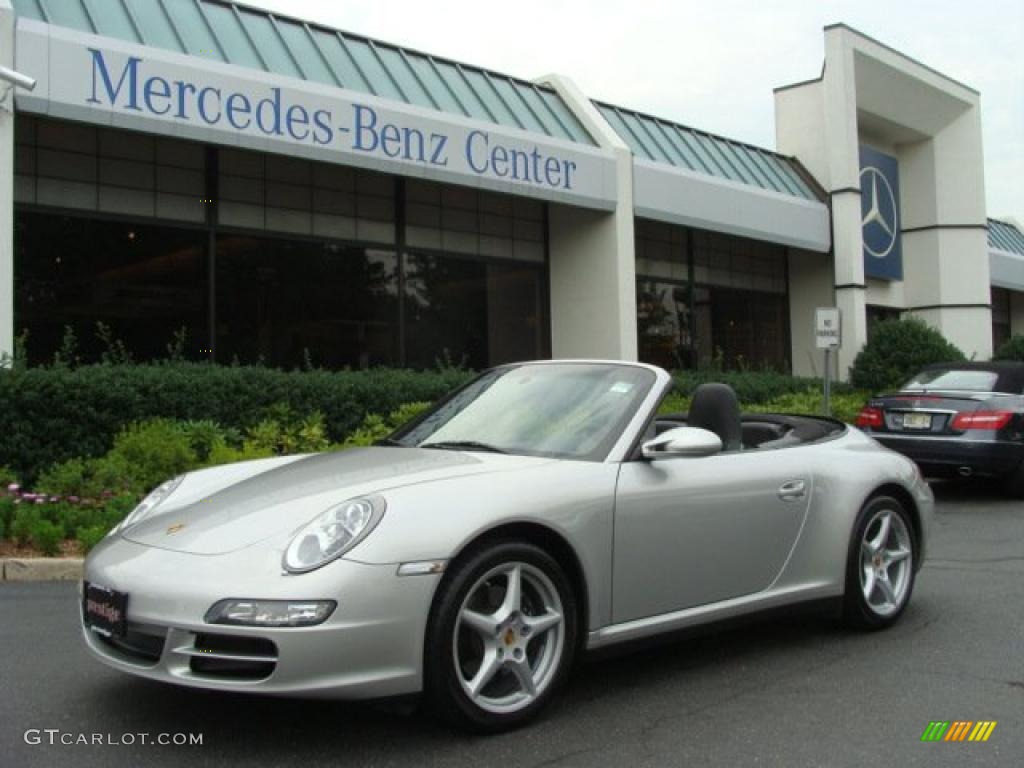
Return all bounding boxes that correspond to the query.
[453,561,565,714]
[859,508,913,617]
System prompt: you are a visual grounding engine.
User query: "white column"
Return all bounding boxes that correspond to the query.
[821,30,868,380]
[788,248,834,377]
[536,74,637,361]
[0,0,15,364]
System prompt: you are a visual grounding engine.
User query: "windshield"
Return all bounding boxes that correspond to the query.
[391,363,657,460]
[902,368,999,392]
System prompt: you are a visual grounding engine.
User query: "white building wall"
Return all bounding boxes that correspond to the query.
[777,24,993,377]
[0,0,14,364]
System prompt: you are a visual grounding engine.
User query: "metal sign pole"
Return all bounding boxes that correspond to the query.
[823,348,832,417]
[815,307,841,419]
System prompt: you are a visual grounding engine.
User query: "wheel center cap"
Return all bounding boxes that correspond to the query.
[872,554,883,569]
[504,628,516,646]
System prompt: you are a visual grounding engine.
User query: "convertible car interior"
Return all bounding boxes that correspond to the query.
[654,383,845,451]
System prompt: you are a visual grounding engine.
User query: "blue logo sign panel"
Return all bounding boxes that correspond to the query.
[859,145,903,281]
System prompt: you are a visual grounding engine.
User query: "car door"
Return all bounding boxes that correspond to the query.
[612,449,812,624]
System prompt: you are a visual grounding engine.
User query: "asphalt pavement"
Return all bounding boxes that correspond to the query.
[2,481,1021,767]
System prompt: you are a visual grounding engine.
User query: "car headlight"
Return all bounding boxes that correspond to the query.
[111,475,185,535]
[283,496,385,573]
[204,599,336,627]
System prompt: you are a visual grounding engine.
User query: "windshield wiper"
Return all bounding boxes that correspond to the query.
[373,437,406,447]
[420,440,508,454]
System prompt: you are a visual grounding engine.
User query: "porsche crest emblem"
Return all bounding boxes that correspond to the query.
[165,523,187,536]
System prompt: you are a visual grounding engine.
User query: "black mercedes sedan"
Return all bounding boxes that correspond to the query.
[856,361,1024,496]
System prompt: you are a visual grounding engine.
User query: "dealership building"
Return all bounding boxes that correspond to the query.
[1,0,1021,378]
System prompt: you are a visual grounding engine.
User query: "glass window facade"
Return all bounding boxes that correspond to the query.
[14,212,207,365]
[215,237,399,368]
[13,117,548,370]
[405,253,547,370]
[635,219,789,370]
[14,114,206,223]
[991,287,1011,351]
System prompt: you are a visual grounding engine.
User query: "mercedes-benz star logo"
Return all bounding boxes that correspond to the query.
[860,166,898,259]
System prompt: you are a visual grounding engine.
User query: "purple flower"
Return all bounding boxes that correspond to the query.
[34,498,45,505]
[49,496,60,503]
[69,496,80,504]
[6,483,18,492]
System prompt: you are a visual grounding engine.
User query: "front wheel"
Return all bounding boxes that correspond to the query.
[424,541,578,732]
[842,496,917,630]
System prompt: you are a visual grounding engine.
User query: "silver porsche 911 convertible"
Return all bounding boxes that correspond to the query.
[82,360,933,730]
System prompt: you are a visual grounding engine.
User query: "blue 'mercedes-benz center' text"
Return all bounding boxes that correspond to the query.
[86,49,577,191]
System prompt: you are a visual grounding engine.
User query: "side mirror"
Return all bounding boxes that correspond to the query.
[642,426,722,459]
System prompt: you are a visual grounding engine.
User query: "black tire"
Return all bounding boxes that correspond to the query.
[842,495,917,630]
[1002,460,1024,498]
[423,540,578,732]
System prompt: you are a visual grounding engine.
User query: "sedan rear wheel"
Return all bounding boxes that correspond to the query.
[1003,460,1024,498]
[843,496,916,629]
[424,541,577,731]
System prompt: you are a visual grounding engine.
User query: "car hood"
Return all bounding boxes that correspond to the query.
[122,447,553,555]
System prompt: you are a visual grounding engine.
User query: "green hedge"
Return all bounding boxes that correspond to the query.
[672,370,854,404]
[0,363,473,483]
[1,363,866,485]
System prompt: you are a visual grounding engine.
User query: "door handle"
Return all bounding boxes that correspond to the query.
[778,479,806,501]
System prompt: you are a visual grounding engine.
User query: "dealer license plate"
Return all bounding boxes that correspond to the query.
[83,582,128,638]
[902,413,932,430]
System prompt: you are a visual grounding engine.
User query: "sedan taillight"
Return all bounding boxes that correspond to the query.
[856,406,884,428]
[951,410,1013,430]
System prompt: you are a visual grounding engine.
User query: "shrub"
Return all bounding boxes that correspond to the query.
[108,420,199,491]
[0,497,16,538]
[11,508,38,545]
[745,391,870,424]
[849,318,965,393]
[29,519,63,556]
[0,466,18,487]
[35,426,191,499]
[180,420,234,462]
[243,406,330,455]
[993,335,1024,362]
[0,363,474,483]
[340,402,431,448]
[77,525,109,554]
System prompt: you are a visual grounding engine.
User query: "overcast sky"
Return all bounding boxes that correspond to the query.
[245,0,1021,222]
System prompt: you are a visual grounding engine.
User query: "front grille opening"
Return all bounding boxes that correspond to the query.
[189,633,277,681]
[97,627,166,664]
[193,633,277,657]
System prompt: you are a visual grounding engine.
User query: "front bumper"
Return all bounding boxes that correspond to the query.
[81,536,441,699]
[872,434,1024,478]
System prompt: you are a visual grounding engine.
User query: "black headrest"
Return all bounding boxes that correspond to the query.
[688,383,742,451]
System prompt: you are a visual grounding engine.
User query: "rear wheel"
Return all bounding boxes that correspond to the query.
[1002,460,1024,498]
[843,496,916,630]
[424,541,577,732]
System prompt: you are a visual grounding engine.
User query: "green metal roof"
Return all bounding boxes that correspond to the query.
[595,101,820,201]
[12,0,593,145]
[989,218,1024,256]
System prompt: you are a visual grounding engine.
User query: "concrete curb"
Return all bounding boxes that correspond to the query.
[1,558,84,582]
